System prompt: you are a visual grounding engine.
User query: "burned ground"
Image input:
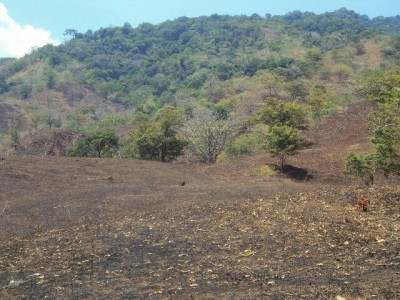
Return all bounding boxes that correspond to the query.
[0,103,399,299]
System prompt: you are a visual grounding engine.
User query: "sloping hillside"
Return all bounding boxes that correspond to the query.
[0,9,399,299]
[0,103,399,299]
[0,102,375,238]
[0,8,398,139]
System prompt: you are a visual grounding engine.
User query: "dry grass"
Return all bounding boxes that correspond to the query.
[353,40,385,70]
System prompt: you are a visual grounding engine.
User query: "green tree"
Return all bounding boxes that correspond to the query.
[305,47,323,62]
[154,106,187,162]
[125,106,186,162]
[68,129,119,158]
[285,81,309,101]
[256,98,310,130]
[345,68,400,184]
[330,49,342,64]
[126,121,163,160]
[27,111,44,131]
[44,67,58,89]
[382,35,400,60]
[332,63,353,82]
[45,110,62,129]
[369,104,400,176]
[307,86,332,120]
[0,74,9,94]
[19,83,32,99]
[224,124,269,158]
[64,28,81,39]
[363,69,400,177]
[258,71,283,97]
[98,114,127,127]
[8,126,21,150]
[345,152,375,186]
[263,125,303,170]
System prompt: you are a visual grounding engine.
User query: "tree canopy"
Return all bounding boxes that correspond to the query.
[68,129,119,158]
[346,68,400,184]
[124,106,187,162]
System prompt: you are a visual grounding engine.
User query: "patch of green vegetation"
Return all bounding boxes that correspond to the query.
[0,9,399,166]
[252,165,276,177]
[345,68,400,185]
[223,124,269,158]
[68,129,119,158]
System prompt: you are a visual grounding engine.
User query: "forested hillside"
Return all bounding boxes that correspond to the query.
[0,8,399,166]
[2,8,400,299]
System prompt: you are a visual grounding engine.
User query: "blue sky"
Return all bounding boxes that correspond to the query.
[0,0,399,57]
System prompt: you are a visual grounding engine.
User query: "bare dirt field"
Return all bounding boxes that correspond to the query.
[0,103,399,299]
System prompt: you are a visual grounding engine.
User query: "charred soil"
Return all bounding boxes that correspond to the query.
[0,103,399,299]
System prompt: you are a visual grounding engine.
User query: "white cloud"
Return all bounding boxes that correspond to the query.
[0,3,60,58]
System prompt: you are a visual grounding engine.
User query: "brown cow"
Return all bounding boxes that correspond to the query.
[356,197,370,212]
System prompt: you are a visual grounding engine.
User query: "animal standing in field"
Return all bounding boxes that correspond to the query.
[356,196,370,211]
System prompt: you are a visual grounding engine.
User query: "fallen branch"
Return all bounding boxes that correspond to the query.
[375,262,399,267]
[0,201,9,216]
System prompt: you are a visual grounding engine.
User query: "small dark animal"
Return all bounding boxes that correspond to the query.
[356,197,370,212]
[179,180,186,186]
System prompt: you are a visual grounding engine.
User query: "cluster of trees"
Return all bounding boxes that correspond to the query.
[274,8,400,49]
[68,106,239,164]
[69,68,399,174]
[345,68,400,185]
[66,98,311,169]
[1,9,399,111]
[45,15,266,106]
[123,106,186,162]
[0,10,399,177]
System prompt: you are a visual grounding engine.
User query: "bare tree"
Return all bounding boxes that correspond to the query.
[180,109,237,164]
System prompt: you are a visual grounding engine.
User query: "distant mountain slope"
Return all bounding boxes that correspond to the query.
[0,8,398,158]
[1,8,398,107]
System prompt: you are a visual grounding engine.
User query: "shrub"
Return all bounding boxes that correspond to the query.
[68,129,119,158]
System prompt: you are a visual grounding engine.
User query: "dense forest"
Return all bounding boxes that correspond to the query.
[0,8,399,173]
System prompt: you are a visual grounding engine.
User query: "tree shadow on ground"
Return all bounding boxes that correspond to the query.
[270,164,314,181]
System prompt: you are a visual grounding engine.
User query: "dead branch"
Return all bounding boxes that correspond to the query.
[0,201,9,216]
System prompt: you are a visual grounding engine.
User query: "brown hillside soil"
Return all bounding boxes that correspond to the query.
[0,103,399,299]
